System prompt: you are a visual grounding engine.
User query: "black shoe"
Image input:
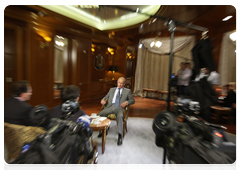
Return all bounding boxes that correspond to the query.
[117,134,122,145]
[97,132,102,137]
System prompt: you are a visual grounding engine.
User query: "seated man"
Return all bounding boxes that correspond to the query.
[4,80,35,126]
[98,77,135,145]
[51,85,86,121]
[218,84,238,124]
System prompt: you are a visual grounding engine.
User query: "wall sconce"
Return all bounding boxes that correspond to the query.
[109,65,118,80]
[126,52,133,59]
[91,44,96,54]
[108,31,115,38]
[34,27,53,49]
[108,47,114,55]
[108,47,115,63]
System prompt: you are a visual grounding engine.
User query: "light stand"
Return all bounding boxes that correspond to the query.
[166,20,176,112]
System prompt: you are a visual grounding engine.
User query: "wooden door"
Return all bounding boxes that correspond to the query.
[4,25,23,99]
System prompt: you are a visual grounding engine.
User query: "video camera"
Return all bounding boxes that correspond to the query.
[60,100,80,120]
[152,97,236,164]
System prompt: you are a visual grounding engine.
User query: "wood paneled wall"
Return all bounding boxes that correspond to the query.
[4,6,129,108]
[4,5,235,109]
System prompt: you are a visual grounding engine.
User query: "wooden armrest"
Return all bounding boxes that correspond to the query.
[100,98,108,111]
[123,105,130,120]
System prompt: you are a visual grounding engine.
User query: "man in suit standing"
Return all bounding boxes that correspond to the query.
[98,77,135,145]
[4,80,35,126]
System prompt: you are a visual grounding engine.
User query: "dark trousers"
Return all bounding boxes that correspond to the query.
[177,85,189,96]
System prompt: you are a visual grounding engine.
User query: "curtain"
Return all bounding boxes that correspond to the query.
[134,36,195,96]
[218,31,236,86]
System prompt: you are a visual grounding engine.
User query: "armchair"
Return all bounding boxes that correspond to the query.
[100,98,130,138]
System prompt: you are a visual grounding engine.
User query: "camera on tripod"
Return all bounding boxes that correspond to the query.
[152,97,235,164]
[60,100,80,120]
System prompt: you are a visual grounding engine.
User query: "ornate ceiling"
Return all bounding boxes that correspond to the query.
[40,5,161,30]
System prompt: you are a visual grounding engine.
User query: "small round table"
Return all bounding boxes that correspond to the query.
[210,106,232,123]
[90,118,111,154]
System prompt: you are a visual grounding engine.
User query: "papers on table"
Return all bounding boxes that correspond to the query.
[90,115,99,119]
[91,117,107,125]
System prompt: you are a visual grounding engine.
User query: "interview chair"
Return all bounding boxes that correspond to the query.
[100,98,130,138]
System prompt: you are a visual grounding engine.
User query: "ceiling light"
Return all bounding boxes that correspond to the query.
[222,16,232,21]
[139,44,143,48]
[40,5,161,31]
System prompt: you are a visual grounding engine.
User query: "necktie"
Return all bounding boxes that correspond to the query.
[115,88,120,108]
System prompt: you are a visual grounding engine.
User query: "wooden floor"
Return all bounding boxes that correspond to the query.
[81,96,236,135]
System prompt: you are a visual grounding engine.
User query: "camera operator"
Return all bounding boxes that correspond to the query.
[51,85,86,121]
[189,68,218,122]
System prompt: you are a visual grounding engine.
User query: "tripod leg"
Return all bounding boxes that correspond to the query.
[163,147,167,164]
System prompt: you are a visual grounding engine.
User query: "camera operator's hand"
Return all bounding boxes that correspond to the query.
[101,99,106,105]
[120,101,128,108]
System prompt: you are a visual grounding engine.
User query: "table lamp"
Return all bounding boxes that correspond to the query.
[109,66,118,80]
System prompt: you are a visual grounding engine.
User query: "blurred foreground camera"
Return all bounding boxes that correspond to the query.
[152,97,236,164]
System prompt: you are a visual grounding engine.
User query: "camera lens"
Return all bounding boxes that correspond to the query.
[153,111,176,137]
[159,116,169,126]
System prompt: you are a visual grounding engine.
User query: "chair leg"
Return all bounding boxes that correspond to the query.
[123,122,125,138]
[125,121,128,132]
[123,121,128,138]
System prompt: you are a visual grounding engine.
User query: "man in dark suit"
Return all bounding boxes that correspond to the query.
[51,85,86,121]
[4,80,34,126]
[218,84,238,125]
[98,77,135,145]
